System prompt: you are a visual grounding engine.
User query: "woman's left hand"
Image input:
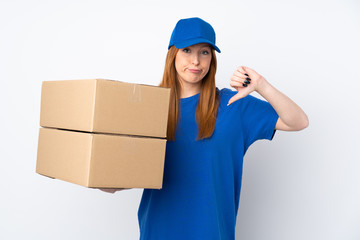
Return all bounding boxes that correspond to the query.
[227,66,266,106]
[98,188,131,193]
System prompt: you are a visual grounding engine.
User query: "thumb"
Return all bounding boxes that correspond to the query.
[227,92,245,106]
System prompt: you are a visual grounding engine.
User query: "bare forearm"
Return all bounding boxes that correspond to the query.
[228,66,309,131]
[257,79,309,131]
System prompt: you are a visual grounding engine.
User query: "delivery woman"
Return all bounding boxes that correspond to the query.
[106,17,308,240]
[137,17,308,240]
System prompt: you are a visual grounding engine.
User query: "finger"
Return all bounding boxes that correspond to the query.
[232,71,246,80]
[99,188,116,193]
[230,74,245,83]
[230,80,247,88]
[235,68,252,81]
[230,77,251,87]
[236,66,247,74]
[227,94,242,106]
[242,74,251,82]
[227,91,248,106]
[231,75,251,85]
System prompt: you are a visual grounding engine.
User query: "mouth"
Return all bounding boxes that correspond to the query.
[188,69,201,74]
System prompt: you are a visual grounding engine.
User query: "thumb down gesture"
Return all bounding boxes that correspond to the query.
[227,66,266,106]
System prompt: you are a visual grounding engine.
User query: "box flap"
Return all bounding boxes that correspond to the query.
[93,79,170,138]
[40,80,97,132]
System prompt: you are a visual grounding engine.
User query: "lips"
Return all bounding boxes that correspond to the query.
[188,69,201,73]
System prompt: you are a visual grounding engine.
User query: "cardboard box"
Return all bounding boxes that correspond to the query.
[36,127,166,189]
[37,79,170,189]
[40,79,170,138]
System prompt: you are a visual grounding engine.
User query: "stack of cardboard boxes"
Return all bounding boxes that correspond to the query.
[36,79,170,189]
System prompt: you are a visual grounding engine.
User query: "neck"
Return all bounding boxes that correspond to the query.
[180,84,201,99]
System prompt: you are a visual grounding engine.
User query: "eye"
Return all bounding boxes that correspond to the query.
[182,48,190,53]
[201,50,210,55]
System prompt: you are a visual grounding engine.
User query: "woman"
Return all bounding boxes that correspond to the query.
[106,17,308,240]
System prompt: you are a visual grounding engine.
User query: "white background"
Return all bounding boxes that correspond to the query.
[1,0,359,239]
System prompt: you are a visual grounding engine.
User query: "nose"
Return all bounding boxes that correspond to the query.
[192,53,200,66]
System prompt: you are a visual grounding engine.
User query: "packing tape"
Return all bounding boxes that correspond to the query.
[129,84,142,102]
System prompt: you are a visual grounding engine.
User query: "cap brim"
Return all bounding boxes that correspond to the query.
[173,38,221,53]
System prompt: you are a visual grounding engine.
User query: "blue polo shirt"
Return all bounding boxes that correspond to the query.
[137,87,279,240]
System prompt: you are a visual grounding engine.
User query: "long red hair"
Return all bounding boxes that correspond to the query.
[159,46,219,141]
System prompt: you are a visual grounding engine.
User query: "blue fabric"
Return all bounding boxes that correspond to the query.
[168,17,221,53]
[137,87,279,240]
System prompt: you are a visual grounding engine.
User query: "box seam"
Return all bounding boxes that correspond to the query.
[90,79,98,132]
[87,133,95,187]
[158,140,166,189]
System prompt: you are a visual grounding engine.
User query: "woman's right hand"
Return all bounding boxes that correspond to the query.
[98,188,132,194]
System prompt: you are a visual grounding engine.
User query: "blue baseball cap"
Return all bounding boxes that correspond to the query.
[168,17,221,53]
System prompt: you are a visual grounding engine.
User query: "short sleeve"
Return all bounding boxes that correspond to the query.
[240,95,279,149]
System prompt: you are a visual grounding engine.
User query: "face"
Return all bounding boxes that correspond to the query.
[175,43,212,90]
